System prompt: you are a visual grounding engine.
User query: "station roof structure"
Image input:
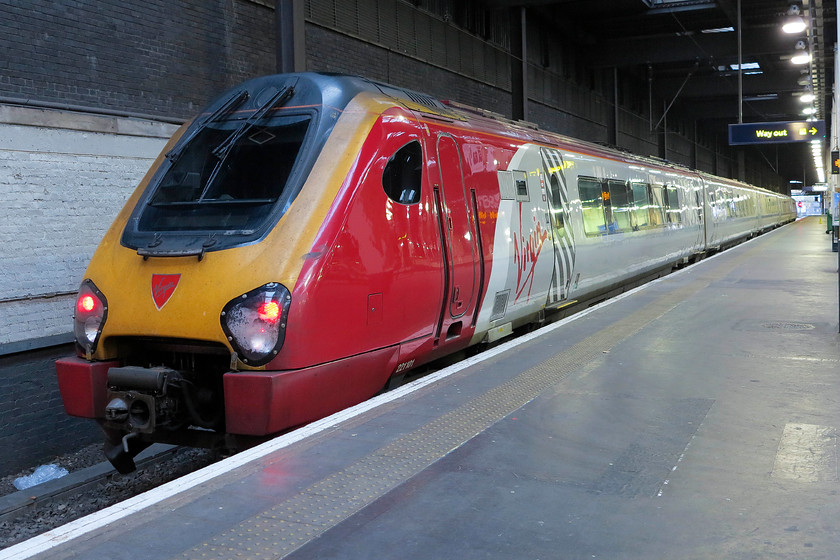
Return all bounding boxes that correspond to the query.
[487,0,836,186]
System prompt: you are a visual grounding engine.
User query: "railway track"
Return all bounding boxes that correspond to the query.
[0,445,221,549]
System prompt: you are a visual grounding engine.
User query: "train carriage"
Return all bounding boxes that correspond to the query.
[56,73,794,472]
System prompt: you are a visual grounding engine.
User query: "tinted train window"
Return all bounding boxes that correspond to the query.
[549,175,565,229]
[721,188,732,217]
[383,141,422,205]
[721,188,733,218]
[607,179,632,232]
[649,185,666,226]
[665,185,682,224]
[735,191,746,217]
[738,190,749,217]
[631,182,650,228]
[579,177,606,236]
[139,115,311,231]
[710,188,724,218]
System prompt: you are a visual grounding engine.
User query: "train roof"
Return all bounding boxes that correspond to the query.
[216,73,788,197]
[364,76,790,197]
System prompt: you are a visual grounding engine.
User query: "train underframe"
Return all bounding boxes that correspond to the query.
[59,338,247,473]
[57,336,400,473]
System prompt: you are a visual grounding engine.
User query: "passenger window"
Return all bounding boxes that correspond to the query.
[578,177,606,236]
[665,185,682,224]
[712,188,725,218]
[607,179,632,232]
[382,140,422,205]
[649,185,666,226]
[631,182,650,228]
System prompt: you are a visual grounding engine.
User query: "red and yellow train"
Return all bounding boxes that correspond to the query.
[56,73,795,472]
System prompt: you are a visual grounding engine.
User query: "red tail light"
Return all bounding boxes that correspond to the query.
[78,295,97,313]
[74,280,108,355]
[258,301,281,323]
[221,283,290,366]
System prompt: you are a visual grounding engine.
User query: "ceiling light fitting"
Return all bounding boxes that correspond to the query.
[730,62,761,70]
[783,17,807,33]
[783,4,807,33]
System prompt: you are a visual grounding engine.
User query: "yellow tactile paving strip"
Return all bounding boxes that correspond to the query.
[179,250,756,560]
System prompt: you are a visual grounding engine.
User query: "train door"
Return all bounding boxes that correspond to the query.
[434,134,479,340]
[694,179,706,251]
[540,147,576,305]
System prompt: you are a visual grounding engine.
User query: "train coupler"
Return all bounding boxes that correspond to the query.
[100,425,151,474]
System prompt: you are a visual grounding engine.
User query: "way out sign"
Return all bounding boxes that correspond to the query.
[729,120,825,145]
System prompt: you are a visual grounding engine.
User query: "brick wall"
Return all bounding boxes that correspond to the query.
[0,110,176,474]
[0,0,276,119]
[305,25,512,118]
[0,107,180,347]
[0,108,178,475]
[0,344,99,474]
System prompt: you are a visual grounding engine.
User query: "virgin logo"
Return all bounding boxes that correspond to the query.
[513,205,548,303]
[151,274,181,310]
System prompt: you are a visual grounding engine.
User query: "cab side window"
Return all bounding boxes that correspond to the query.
[383,140,423,205]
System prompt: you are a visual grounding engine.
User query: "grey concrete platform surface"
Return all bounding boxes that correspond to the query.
[6,216,839,560]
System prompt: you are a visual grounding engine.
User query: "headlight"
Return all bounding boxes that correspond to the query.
[221,283,290,366]
[74,280,108,356]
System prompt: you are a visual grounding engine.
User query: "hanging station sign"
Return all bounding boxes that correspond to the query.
[728,120,825,145]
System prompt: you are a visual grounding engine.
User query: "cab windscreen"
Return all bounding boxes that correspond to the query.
[137,115,311,234]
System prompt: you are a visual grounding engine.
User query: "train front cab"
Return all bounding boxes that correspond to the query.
[229,100,488,435]
[55,79,497,473]
[53,76,419,471]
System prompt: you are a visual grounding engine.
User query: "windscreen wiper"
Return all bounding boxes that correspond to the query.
[210,83,297,161]
[196,81,298,202]
[165,89,250,163]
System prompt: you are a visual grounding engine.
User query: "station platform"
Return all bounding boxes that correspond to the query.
[6,216,839,560]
